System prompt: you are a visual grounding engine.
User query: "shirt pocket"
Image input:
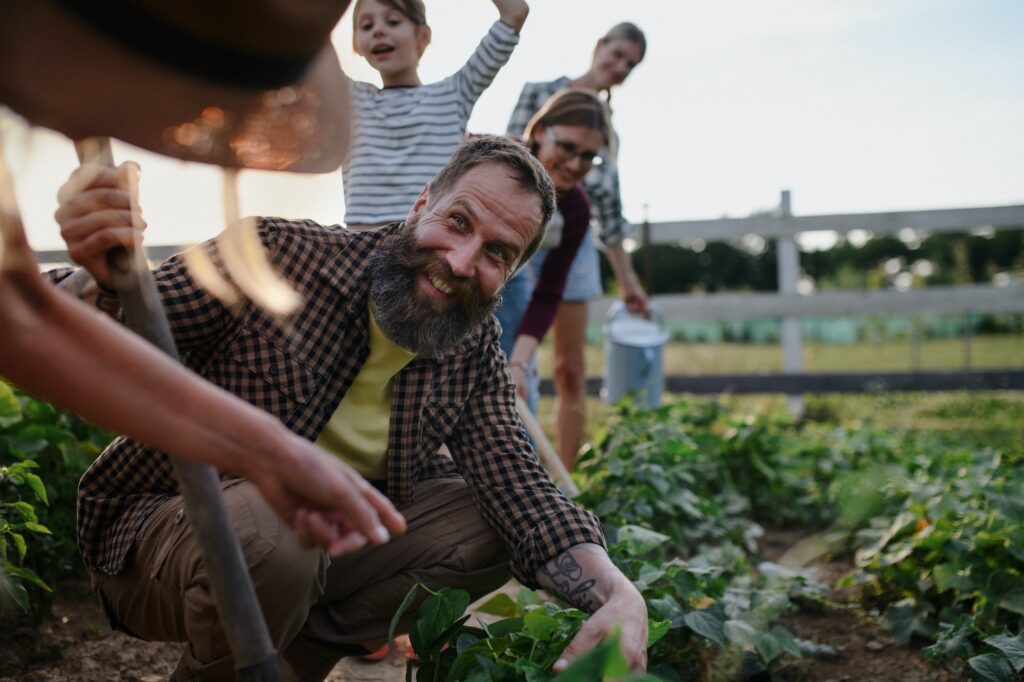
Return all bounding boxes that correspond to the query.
[209,328,320,417]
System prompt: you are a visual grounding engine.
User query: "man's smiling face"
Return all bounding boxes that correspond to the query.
[409,162,543,307]
[368,162,544,356]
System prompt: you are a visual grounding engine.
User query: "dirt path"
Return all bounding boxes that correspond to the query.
[0,580,406,682]
[760,529,960,682]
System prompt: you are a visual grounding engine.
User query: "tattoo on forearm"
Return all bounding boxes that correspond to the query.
[540,550,597,611]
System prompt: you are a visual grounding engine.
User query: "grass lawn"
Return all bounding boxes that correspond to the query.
[535,333,1024,376]
[531,333,1024,453]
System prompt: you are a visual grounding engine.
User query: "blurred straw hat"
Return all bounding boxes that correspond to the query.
[0,0,352,172]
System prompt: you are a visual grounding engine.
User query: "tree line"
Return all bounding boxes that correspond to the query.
[600,227,1024,295]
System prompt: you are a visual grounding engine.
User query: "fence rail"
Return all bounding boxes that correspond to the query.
[644,204,1024,243]
[34,195,1024,397]
[543,370,1024,396]
[588,283,1024,323]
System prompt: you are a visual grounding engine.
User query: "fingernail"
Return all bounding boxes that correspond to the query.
[372,524,390,543]
[554,658,568,671]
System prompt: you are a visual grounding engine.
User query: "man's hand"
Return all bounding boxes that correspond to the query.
[245,429,407,556]
[55,162,145,290]
[535,543,649,672]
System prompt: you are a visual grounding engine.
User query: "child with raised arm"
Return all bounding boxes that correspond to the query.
[343,0,528,229]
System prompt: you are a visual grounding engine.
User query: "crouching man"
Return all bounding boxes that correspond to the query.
[53,136,647,680]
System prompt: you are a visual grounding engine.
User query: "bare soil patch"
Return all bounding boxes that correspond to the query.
[760,529,961,682]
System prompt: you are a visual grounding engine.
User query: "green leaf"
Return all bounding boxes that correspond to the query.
[882,600,933,647]
[24,473,48,506]
[646,619,670,648]
[997,592,1024,617]
[755,630,784,664]
[0,380,21,426]
[3,563,52,592]
[724,619,758,647]
[984,633,1024,673]
[22,523,51,535]
[770,625,802,659]
[11,533,26,562]
[616,525,670,555]
[683,610,725,646]
[444,640,507,682]
[482,617,523,638]
[967,653,1016,682]
[474,592,518,618]
[553,635,627,681]
[11,502,37,524]
[933,563,972,593]
[411,588,470,657]
[2,576,30,613]
[524,607,561,641]
[388,583,423,644]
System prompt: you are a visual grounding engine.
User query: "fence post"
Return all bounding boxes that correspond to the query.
[777,190,804,416]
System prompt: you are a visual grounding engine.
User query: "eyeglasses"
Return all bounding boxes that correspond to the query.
[545,128,603,167]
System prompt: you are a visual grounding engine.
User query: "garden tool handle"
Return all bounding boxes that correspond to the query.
[515,395,580,497]
[74,137,281,681]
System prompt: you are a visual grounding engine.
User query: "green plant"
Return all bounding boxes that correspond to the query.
[0,379,111,615]
[0,460,53,612]
[391,583,666,681]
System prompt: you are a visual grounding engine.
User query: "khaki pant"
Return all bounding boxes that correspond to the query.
[91,476,510,681]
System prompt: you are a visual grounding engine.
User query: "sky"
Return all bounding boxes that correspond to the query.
[3,0,1022,252]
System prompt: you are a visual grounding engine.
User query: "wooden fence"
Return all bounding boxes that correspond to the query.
[583,194,1024,395]
[35,196,1024,396]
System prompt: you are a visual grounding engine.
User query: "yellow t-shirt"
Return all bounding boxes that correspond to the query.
[315,306,416,480]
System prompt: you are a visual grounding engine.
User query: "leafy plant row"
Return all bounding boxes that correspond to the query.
[575,398,1024,680]
[0,380,111,617]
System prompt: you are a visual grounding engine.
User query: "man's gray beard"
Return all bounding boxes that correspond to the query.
[368,219,502,357]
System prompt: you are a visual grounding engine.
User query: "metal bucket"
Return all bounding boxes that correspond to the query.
[603,302,669,408]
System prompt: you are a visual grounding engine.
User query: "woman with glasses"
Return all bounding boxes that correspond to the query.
[495,89,611,423]
[504,22,648,469]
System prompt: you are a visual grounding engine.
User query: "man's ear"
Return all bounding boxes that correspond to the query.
[407,184,430,220]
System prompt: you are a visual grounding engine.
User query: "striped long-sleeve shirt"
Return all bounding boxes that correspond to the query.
[506,77,632,247]
[342,20,519,225]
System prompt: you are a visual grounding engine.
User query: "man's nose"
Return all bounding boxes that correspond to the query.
[446,243,478,279]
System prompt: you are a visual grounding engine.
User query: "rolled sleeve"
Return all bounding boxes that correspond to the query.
[583,161,631,247]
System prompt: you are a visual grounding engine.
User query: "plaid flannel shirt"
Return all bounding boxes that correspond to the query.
[70,219,604,585]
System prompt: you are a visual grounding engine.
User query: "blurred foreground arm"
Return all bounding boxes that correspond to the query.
[0,225,404,554]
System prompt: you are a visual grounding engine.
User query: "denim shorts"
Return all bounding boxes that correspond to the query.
[494,267,541,414]
[537,227,602,303]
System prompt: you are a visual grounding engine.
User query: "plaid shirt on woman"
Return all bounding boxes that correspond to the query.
[68,219,604,586]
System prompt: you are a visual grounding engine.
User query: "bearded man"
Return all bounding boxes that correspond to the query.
[51,135,648,681]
